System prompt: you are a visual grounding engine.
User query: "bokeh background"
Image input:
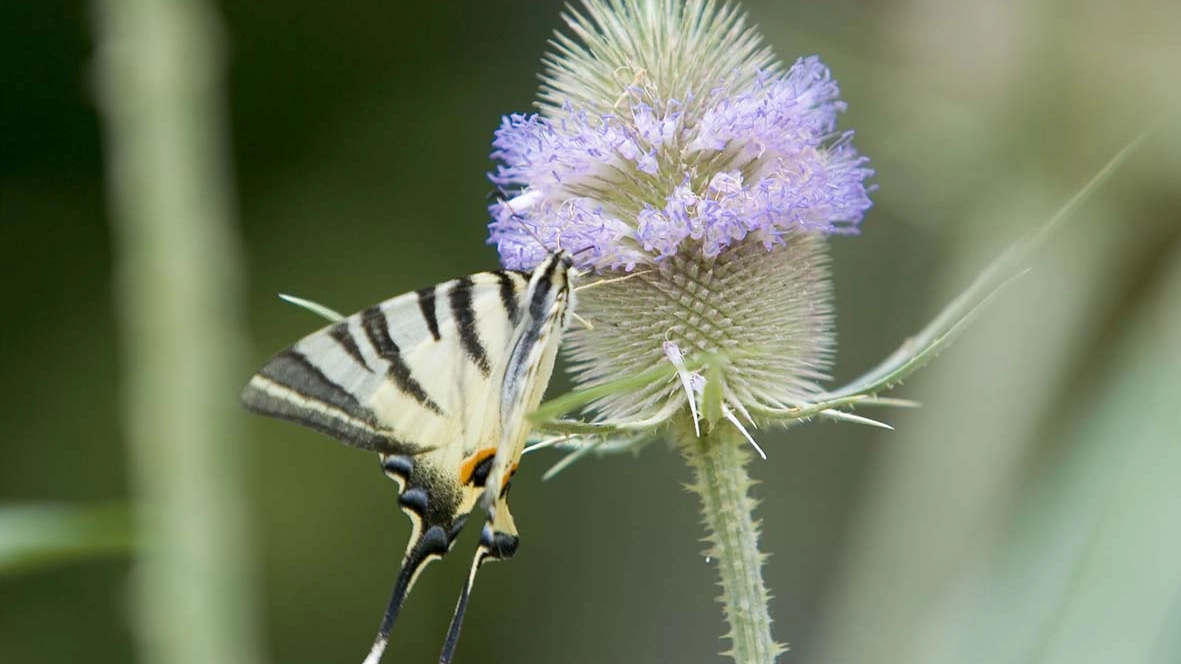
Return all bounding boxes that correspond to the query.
[2,1,1179,663]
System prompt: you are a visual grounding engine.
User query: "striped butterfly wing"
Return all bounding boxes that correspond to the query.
[241,253,575,664]
[242,270,528,659]
[242,270,530,458]
[439,253,577,663]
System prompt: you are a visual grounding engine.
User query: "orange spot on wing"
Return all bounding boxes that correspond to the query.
[459,447,497,485]
[500,462,520,492]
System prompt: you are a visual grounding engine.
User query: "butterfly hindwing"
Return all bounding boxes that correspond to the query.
[243,269,531,661]
[488,256,576,501]
[437,255,576,663]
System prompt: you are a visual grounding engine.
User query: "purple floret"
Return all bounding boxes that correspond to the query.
[488,56,874,272]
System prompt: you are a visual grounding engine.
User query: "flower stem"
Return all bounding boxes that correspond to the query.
[680,419,784,664]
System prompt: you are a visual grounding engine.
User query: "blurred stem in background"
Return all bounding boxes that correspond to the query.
[94,1,264,663]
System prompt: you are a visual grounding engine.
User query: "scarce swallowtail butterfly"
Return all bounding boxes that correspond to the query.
[240,251,576,664]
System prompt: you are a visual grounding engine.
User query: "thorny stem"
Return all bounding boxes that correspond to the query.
[679,418,784,664]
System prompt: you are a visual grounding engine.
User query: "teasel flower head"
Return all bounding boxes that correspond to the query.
[488,0,873,440]
[477,5,1139,662]
[485,1,876,660]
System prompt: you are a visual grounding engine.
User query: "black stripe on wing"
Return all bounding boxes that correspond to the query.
[241,349,418,455]
[494,270,525,326]
[448,276,492,377]
[328,321,370,370]
[527,254,562,320]
[416,286,442,341]
[361,306,445,416]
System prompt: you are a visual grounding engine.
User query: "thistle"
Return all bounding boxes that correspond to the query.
[490,0,874,426]
[487,0,873,661]
[479,1,1143,662]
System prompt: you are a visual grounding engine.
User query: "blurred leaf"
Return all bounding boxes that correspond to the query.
[0,504,132,576]
[810,177,1147,664]
[826,135,1144,402]
[955,242,1181,664]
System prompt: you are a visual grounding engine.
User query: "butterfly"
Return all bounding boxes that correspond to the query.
[240,251,576,664]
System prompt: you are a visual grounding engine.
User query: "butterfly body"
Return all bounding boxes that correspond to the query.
[241,251,575,664]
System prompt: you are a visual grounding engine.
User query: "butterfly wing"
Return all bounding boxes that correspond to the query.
[241,269,533,663]
[437,252,576,664]
[487,252,576,502]
[241,254,576,664]
[242,271,530,459]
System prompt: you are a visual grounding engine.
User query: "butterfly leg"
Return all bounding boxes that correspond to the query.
[437,495,520,664]
[363,454,471,664]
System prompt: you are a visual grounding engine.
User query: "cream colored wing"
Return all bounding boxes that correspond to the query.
[240,254,576,664]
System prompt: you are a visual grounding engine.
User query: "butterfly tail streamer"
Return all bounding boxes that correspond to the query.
[438,548,481,664]
[438,517,520,664]
[363,526,452,664]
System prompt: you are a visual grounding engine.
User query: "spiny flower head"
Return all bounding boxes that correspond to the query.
[487,0,874,435]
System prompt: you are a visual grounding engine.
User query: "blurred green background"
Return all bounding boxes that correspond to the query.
[2,1,1179,663]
